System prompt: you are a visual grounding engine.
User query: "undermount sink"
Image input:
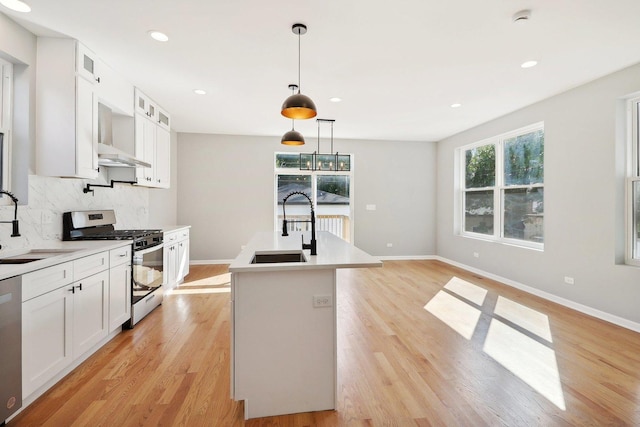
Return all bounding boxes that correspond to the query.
[251,250,307,264]
[0,258,45,264]
[0,249,80,265]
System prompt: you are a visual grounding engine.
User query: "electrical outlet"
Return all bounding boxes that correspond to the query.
[313,295,332,308]
[473,252,480,258]
[564,276,575,285]
[366,204,377,211]
[386,243,393,248]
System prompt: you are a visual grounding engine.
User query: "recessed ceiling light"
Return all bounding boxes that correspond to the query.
[450,103,462,108]
[330,97,342,103]
[521,60,538,69]
[0,0,31,12]
[148,30,169,42]
[193,89,207,95]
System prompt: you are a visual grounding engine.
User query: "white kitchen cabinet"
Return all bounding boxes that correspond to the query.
[164,228,190,290]
[96,59,134,116]
[22,283,74,398]
[22,251,112,399]
[36,38,100,179]
[72,269,109,357]
[111,89,171,188]
[109,246,132,331]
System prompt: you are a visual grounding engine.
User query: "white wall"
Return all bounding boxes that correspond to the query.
[177,133,437,261]
[436,62,640,324]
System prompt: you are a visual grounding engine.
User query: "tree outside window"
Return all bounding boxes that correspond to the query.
[461,123,544,248]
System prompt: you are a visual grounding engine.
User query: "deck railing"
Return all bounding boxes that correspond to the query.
[280,215,350,242]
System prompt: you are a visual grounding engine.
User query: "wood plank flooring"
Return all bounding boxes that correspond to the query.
[9,261,640,426]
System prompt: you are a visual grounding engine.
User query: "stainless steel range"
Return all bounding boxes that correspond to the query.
[63,210,164,327]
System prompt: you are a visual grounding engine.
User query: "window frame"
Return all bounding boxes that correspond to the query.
[274,152,355,243]
[626,97,640,266]
[0,57,12,195]
[458,122,545,250]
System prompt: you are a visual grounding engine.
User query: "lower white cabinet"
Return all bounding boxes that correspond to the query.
[109,247,132,331]
[22,245,132,400]
[164,228,189,290]
[22,284,74,397]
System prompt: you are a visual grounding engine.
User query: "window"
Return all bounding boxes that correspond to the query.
[0,57,12,193]
[275,153,354,242]
[460,123,544,249]
[627,97,640,265]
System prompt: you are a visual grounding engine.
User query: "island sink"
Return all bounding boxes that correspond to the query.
[251,250,307,264]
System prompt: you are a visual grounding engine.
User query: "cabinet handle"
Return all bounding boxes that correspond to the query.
[75,283,83,291]
[69,286,75,294]
[95,76,101,83]
[119,253,128,257]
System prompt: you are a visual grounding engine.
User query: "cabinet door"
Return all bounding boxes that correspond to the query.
[22,285,74,398]
[155,126,170,188]
[177,238,189,282]
[72,270,109,357]
[166,243,178,290]
[109,262,131,332]
[76,77,99,179]
[157,107,170,131]
[76,42,99,84]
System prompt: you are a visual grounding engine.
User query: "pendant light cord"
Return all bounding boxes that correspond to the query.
[297,30,302,94]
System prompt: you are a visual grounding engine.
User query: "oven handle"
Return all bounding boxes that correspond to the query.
[135,242,164,256]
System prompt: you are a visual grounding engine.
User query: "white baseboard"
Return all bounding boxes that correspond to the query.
[377,255,437,261]
[434,256,640,334]
[191,259,234,265]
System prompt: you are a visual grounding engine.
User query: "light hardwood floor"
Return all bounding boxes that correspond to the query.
[10,261,640,426]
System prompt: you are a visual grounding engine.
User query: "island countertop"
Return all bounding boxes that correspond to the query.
[229,231,382,273]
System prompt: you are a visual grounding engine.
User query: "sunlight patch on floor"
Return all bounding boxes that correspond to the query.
[424,276,565,411]
[424,290,481,339]
[165,273,231,295]
[483,319,565,410]
[494,296,552,342]
[444,276,488,306]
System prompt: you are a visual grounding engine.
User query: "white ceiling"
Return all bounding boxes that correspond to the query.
[4,0,640,142]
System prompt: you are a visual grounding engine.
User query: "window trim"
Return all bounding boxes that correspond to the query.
[274,152,355,243]
[0,57,12,196]
[625,97,640,266]
[458,122,544,250]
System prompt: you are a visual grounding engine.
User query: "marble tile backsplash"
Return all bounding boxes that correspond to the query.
[0,172,149,252]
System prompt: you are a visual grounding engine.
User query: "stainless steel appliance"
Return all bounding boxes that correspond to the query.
[63,210,164,327]
[0,275,22,423]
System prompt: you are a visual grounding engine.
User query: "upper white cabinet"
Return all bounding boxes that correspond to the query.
[36,38,99,179]
[36,38,134,178]
[112,88,171,188]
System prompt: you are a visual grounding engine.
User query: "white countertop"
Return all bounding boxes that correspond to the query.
[160,225,191,234]
[0,240,132,280]
[229,231,382,273]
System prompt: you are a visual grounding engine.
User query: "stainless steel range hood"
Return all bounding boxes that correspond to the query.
[97,103,151,168]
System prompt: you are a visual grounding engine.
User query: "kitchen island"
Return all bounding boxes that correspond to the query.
[229,231,382,419]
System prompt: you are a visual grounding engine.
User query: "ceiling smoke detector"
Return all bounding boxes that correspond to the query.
[512,9,532,23]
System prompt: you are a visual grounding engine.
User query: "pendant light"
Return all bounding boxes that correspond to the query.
[299,119,350,171]
[281,23,317,120]
[281,84,305,145]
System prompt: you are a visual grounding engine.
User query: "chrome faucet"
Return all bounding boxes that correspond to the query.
[0,190,20,239]
[281,191,317,255]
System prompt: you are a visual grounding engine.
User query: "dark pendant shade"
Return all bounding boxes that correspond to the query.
[281,93,317,119]
[281,129,305,146]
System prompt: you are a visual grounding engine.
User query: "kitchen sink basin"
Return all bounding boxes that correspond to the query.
[0,249,79,264]
[0,258,45,264]
[251,250,307,264]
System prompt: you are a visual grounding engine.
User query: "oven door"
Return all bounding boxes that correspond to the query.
[132,243,164,304]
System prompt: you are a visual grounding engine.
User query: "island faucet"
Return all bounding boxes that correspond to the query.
[281,191,317,255]
[0,190,20,239]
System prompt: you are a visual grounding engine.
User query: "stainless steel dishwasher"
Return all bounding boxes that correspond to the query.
[0,275,22,424]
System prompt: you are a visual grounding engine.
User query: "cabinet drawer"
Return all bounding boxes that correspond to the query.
[178,229,189,241]
[164,231,179,243]
[74,252,109,280]
[22,262,74,302]
[110,245,132,267]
